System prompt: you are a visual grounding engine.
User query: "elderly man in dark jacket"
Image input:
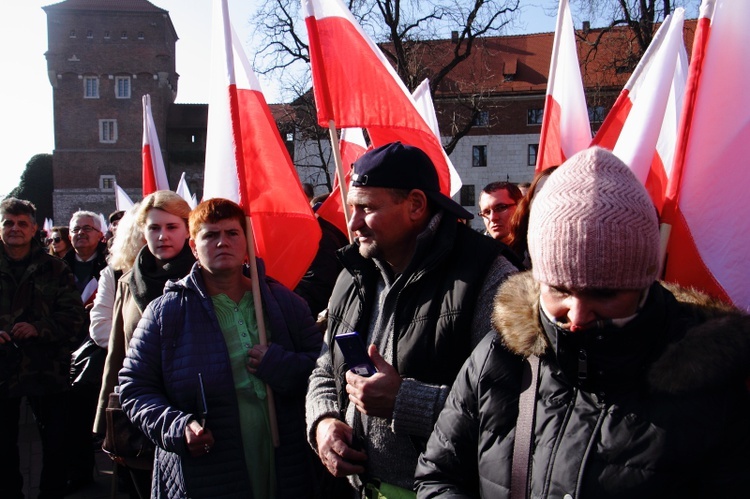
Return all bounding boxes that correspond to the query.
[119,198,322,498]
[415,147,750,498]
[0,198,86,499]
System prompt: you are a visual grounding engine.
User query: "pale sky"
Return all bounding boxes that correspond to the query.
[0,0,558,197]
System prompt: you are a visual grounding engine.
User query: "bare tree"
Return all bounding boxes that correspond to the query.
[572,0,700,71]
[249,0,521,189]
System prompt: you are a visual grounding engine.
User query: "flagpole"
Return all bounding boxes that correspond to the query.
[328,120,353,242]
[244,215,280,448]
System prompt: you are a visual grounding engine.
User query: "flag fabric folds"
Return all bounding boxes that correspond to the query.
[204,0,320,290]
[536,0,591,172]
[114,180,135,211]
[141,94,170,196]
[592,9,688,213]
[302,0,455,197]
[314,78,458,236]
[176,172,197,209]
[315,127,367,237]
[662,0,750,310]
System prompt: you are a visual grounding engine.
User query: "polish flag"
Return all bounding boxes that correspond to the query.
[141,94,170,196]
[303,0,455,197]
[411,79,462,196]
[315,127,367,237]
[536,0,591,172]
[176,172,197,209]
[315,79,458,236]
[662,0,750,310]
[204,0,321,290]
[592,9,688,213]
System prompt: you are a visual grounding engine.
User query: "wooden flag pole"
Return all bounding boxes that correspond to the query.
[658,222,672,278]
[328,120,353,243]
[244,215,280,448]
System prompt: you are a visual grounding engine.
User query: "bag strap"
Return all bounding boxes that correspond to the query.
[510,354,540,499]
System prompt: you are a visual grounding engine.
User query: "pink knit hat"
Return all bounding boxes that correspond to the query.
[528,147,660,290]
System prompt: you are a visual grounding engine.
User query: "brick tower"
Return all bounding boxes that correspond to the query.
[43,0,178,222]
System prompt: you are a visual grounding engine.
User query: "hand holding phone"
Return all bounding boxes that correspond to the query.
[335,332,377,377]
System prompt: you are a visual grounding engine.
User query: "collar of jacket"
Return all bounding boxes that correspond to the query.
[492,271,749,394]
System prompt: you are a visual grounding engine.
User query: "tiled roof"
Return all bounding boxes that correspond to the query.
[43,0,166,13]
[385,20,697,97]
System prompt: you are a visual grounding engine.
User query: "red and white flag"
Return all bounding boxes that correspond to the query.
[303,0,455,196]
[315,127,367,237]
[176,172,197,209]
[203,0,320,290]
[142,94,170,196]
[412,79,462,196]
[662,0,750,310]
[536,0,591,172]
[315,78,459,236]
[592,9,688,212]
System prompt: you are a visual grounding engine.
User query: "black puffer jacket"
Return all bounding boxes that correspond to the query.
[416,272,750,498]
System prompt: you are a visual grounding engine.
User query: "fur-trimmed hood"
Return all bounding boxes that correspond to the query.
[492,271,750,393]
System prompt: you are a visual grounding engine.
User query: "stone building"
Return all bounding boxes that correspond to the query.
[44,0,179,222]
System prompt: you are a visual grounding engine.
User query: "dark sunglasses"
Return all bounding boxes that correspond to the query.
[46,237,63,244]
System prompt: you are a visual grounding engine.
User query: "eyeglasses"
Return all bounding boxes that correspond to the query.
[478,203,516,219]
[70,225,98,234]
[46,237,63,244]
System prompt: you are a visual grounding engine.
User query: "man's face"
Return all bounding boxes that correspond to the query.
[69,216,102,255]
[478,188,517,241]
[347,186,415,268]
[189,218,247,275]
[1,213,37,252]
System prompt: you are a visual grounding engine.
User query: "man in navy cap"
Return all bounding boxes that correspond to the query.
[306,142,519,495]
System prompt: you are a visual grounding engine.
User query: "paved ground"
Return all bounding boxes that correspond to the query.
[18,399,129,499]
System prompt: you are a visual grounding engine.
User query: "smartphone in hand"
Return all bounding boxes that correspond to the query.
[335,332,377,377]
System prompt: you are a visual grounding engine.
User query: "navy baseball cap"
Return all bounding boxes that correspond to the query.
[350,142,474,220]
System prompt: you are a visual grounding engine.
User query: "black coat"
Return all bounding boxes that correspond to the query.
[416,272,750,498]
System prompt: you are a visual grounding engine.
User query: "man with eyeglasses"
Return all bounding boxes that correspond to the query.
[0,198,85,499]
[477,181,523,244]
[63,210,109,493]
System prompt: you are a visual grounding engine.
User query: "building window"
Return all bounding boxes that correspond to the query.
[69,30,76,38]
[100,175,116,191]
[115,76,131,99]
[472,145,488,167]
[527,108,544,125]
[528,144,539,166]
[83,76,99,98]
[121,31,128,39]
[99,120,117,143]
[138,32,145,40]
[86,30,93,39]
[472,111,490,127]
[104,30,110,39]
[459,185,475,207]
[588,105,606,123]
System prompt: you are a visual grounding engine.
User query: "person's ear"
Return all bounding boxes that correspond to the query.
[189,238,198,259]
[407,189,429,221]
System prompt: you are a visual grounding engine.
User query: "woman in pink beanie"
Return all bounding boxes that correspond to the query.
[416,147,750,498]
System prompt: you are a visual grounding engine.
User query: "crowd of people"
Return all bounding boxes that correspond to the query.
[0,142,748,499]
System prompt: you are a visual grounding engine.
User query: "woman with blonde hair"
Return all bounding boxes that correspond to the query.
[96,191,195,497]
